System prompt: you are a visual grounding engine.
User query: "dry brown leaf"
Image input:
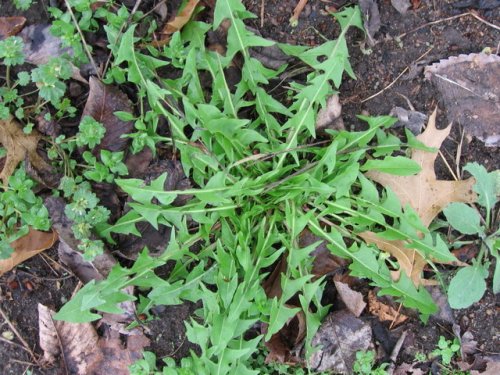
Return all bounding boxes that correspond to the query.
[0,228,58,275]
[156,0,200,46]
[82,77,134,153]
[368,290,408,327]
[366,108,477,228]
[263,306,305,365]
[333,278,366,317]
[39,304,149,375]
[0,16,26,39]
[0,115,52,185]
[359,231,427,285]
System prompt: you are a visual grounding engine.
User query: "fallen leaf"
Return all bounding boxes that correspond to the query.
[0,228,58,275]
[82,77,134,153]
[391,0,412,14]
[0,16,26,39]
[0,115,52,185]
[263,307,306,364]
[38,304,149,374]
[316,94,345,132]
[425,53,500,147]
[368,290,408,326]
[366,108,477,228]
[390,106,427,135]
[309,310,374,373]
[359,0,381,45]
[359,231,427,285]
[471,359,500,375]
[156,0,200,46]
[45,197,117,282]
[20,24,88,82]
[334,278,366,317]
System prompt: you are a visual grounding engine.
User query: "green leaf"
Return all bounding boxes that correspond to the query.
[362,156,421,175]
[443,203,482,235]
[448,262,488,309]
[53,281,102,322]
[464,162,498,212]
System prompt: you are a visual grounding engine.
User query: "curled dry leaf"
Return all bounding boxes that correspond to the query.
[0,228,58,276]
[82,77,134,153]
[368,290,408,327]
[38,304,149,375]
[0,115,52,185]
[333,278,366,317]
[0,16,26,39]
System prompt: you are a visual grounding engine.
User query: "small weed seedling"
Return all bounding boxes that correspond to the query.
[353,351,388,375]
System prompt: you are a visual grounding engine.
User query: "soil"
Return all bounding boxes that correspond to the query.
[0,0,499,374]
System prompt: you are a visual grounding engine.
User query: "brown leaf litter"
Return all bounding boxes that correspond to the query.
[82,77,134,153]
[0,228,58,276]
[361,108,477,285]
[38,304,149,375]
[0,16,26,39]
[0,115,53,185]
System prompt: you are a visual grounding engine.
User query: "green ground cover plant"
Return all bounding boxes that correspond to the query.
[0,0,498,373]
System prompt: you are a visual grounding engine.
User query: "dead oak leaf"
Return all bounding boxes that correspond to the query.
[359,231,427,286]
[0,228,58,275]
[366,108,477,228]
[0,115,52,185]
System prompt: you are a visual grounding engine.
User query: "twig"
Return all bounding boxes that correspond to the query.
[361,46,433,103]
[290,0,309,26]
[396,13,470,40]
[63,0,101,79]
[397,11,499,40]
[0,305,39,364]
[439,149,459,181]
[468,10,500,31]
[387,331,408,375]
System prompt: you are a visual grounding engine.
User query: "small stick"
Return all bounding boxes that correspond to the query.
[387,331,408,375]
[63,0,101,79]
[290,0,309,26]
[468,10,500,31]
[0,305,39,364]
[361,47,433,103]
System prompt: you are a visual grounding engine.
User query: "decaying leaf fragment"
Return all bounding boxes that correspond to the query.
[368,291,408,327]
[0,115,52,185]
[0,16,26,39]
[39,304,149,375]
[366,108,477,227]
[82,77,134,153]
[0,228,58,275]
